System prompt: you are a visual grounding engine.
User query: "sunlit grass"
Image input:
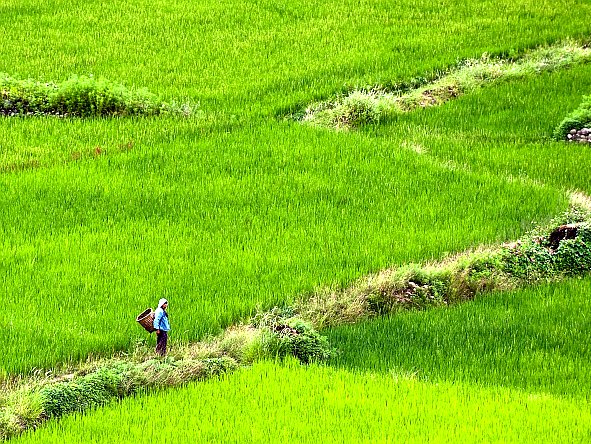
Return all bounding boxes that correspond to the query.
[2,0,591,374]
[327,277,591,399]
[14,360,591,443]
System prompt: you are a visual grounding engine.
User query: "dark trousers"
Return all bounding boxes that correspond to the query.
[156,330,168,356]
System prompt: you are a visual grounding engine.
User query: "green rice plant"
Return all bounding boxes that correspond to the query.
[385,62,591,194]
[327,277,591,398]
[12,360,591,443]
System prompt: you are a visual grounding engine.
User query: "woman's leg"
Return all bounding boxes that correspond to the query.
[156,331,168,356]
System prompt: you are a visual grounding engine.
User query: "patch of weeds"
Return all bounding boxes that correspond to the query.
[366,265,450,314]
[0,73,194,118]
[332,91,384,128]
[501,240,555,281]
[250,308,334,363]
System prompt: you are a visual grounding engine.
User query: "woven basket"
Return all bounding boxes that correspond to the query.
[136,308,156,333]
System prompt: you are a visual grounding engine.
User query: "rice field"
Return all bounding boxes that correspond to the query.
[3,0,591,374]
[3,0,591,440]
[11,278,591,442]
[14,360,591,443]
[383,62,591,194]
[327,277,591,399]
[1,120,569,374]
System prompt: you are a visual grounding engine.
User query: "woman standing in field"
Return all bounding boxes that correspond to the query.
[153,298,171,356]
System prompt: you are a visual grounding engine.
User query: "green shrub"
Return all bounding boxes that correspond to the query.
[553,95,591,140]
[553,227,591,273]
[285,319,334,364]
[0,411,21,440]
[0,73,187,118]
[501,241,554,281]
[250,310,334,364]
[39,368,124,418]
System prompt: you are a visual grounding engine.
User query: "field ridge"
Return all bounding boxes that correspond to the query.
[2,194,591,440]
[296,39,591,129]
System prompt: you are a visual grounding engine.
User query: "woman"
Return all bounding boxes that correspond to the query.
[153,298,171,356]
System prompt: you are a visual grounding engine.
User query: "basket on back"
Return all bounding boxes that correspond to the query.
[136,308,156,333]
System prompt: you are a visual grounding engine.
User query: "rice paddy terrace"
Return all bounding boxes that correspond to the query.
[2,0,591,441]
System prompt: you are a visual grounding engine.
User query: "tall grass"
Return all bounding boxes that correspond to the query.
[13,360,591,443]
[1,121,565,374]
[327,277,591,399]
[2,0,591,374]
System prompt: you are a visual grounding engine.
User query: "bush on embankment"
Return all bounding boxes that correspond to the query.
[0,74,191,118]
[554,95,591,140]
[0,313,332,441]
[295,206,591,328]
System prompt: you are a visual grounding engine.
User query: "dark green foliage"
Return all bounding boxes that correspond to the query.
[251,309,334,364]
[39,368,125,418]
[283,319,334,364]
[502,224,591,279]
[553,95,591,139]
[501,241,555,280]
[33,356,237,426]
[0,74,182,118]
[553,227,591,273]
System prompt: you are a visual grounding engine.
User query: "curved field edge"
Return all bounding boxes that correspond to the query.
[13,361,591,443]
[2,199,591,440]
[293,195,591,328]
[294,39,591,129]
[327,276,591,399]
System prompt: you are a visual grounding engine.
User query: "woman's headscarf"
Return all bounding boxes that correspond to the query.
[158,298,168,309]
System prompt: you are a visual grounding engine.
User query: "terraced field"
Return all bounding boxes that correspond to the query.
[2,0,591,440]
[15,279,591,443]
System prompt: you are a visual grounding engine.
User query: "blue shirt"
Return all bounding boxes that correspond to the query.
[153,307,171,332]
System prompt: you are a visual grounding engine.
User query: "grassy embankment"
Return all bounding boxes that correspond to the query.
[3,0,591,374]
[13,278,591,443]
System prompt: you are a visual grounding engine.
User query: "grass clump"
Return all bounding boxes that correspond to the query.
[0,74,191,118]
[299,40,591,129]
[553,95,591,140]
[251,309,334,364]
[0,356,237,440]
[302,90,389,129]
[295,204,591,329]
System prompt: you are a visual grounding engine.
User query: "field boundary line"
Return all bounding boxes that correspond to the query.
[291,39,591,130]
